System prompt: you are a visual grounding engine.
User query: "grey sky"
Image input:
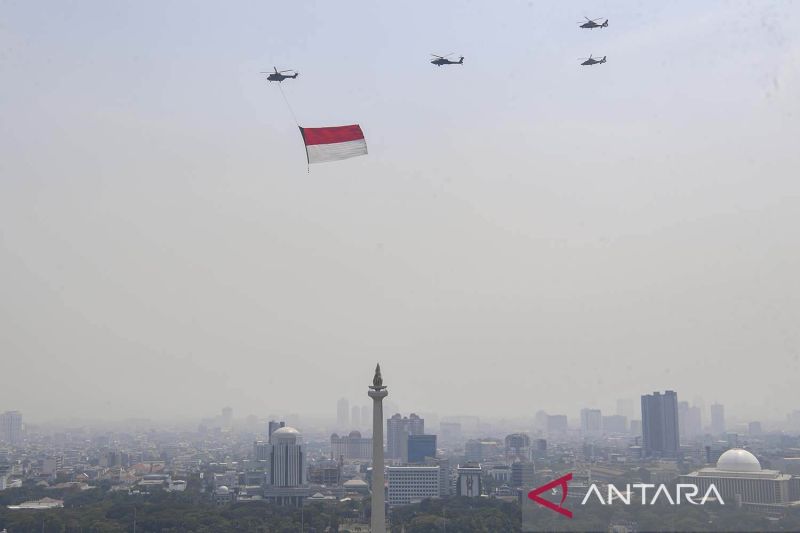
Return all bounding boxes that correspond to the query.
[1,1,799,424]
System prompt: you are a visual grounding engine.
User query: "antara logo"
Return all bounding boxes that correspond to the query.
[581,483,724,506]
[527,474,724,519]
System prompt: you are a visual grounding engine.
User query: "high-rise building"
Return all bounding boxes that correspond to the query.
[268,427,305,487]
[337,398,350,429]
[710,403,726,435]
[386,466,440,505]
[351,405,361,429]
[424,457,452,496]
[511,460,535,488]
[678,402,703,442]
[0,411,22,446]
[387,413,424,460]
[268,420,285,440]
[749,421,762,435]
[641,390,679,458]
[263,426,308,506]
[407,434,437,464]
[331,431,373,461]
[580,408,602,435]
[505,433,531,455]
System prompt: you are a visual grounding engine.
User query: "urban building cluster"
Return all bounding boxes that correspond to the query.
[4,380,800,531]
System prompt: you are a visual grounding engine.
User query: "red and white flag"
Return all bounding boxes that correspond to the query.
[299,125,368,164]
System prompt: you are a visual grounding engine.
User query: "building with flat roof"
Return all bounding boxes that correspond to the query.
[386,466,440,505]
[641,390,679,458]
[407,434,436,464]
[331,431,372,461]
[456,462,482,497]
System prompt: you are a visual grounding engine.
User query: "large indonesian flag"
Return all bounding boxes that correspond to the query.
[299,125,368,164]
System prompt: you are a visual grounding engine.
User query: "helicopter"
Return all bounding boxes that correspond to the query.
[430,53,464,66]
[579,55,607,66]
[578,17,608,29]
[261,67,299,82]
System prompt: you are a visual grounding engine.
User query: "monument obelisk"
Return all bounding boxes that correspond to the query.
[368,363,388,533]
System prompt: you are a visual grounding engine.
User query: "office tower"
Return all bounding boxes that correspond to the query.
[331,431,373,461]
[504,433,531,460]
[630,419,642,436]
[533,438,547,460]
[0,411,22,446]
[386,466,440,505]
[268,420,285,441]
[351,405,361,429]
[407,434,437,463]
[748,421,762,435]
[268,427,305,487]
[546,414,568,433]
[505,433,530,453]
[511,460,535,488]
[602,415,628,434]
[424,457,452,496]
[711,403,726,435]
[337,398,350,429]
[262,426,308,506]
[580,408,602,435]
[387,413,424,460]
[677,402,703,441]
[641,390,680,458]
[368,364,388,533]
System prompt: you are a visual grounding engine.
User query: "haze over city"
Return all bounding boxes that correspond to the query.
[2,0,800,424]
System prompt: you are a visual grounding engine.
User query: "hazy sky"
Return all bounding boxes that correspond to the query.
[2,1,799,424]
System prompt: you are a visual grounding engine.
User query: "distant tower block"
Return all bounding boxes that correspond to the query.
[368,364,388,533]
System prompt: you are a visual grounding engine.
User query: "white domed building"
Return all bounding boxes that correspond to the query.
[680,448,796,510]
[262,426,310,506]
[330,430,373,461]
